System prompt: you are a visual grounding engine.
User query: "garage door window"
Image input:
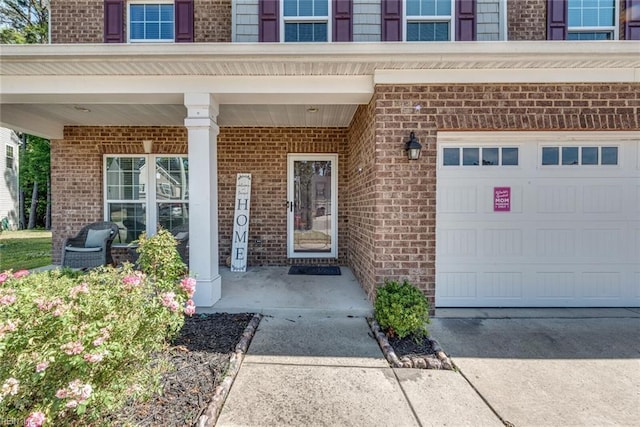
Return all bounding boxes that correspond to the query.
[443,147,519,166]
[542,146,618,166]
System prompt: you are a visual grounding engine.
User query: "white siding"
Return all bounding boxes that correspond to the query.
[233,0,259,43]
[477,0,502,41]
[353,0,381,41]
[0,128,20,230]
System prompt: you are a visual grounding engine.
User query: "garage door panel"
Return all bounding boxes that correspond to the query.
[482,229,523,257]
[581,228,625,259]
[480,272,523,299]
[437,229,477,256]
[437,185,477,213]
[536,185,577,213]
[536,229,576,257]
[581,272,621,299]
[582,185,623,213]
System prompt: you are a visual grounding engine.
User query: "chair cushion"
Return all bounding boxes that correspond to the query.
[66,246,101,252]
[85,228,112,248]
[174,231,189,241]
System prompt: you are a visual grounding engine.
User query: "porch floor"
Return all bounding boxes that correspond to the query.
[199,266,374,318]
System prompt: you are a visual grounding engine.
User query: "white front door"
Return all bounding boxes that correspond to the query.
[287,154,338,258]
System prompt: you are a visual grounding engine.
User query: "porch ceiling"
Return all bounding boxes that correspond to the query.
[1,41,638,138]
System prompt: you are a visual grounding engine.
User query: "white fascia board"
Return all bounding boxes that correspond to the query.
[0,75,373,104]
[374,67,640,84]
[0,108,63,139]
[1,40,638,59]
[437,131,640,144]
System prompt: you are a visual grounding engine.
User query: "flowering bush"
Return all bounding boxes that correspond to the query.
[0,231,196,425]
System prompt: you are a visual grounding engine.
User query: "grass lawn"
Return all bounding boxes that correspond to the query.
[0,229,52,271]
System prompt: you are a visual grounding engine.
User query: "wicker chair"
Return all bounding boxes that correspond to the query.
[61,222,119,269]
[170,223,189,265]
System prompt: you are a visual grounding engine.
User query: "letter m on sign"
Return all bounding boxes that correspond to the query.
[231,174,252,272]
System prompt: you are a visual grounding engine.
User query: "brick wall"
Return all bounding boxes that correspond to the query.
[346,98,378,301]
[52,126,348,267]
[195,0,232,42]
[51,126,187,263]
[50,0,231,43]
[507,0,546,40]
[51,0,104,43]
[217,127,349,266]
[370,83,640,306]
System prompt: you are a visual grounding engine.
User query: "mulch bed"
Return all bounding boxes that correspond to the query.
[368,318,454,370]
[109,312,256,426]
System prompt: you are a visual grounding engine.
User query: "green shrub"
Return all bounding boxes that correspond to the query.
[374,279,430,340]
[0,231,197,426]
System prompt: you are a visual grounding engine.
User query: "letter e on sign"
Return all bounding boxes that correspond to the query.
[494,187,511,212]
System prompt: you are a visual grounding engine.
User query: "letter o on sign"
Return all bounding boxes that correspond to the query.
[236,214,248,226]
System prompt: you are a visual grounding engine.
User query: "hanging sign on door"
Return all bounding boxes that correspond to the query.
[494,187,511,212]
[231,173,252,272]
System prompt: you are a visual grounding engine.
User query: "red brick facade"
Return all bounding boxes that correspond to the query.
[51,0,105,43]
[51,83,640,305]
[50,0,232,43]
[356,82,640,305]
[507,0,547,41]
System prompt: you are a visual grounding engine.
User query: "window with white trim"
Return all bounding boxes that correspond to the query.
[443,147,519,166]
[406,0,453,41]
[105,155,188,245]
[567,0,616,40]
[128,2,174,42]
[5,145,14,170]
[283,0,329,42]
[541,146,618,165]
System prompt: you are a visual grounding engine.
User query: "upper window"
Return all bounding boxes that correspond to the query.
[443,147,519,166]
[129,2,175,42]
[406,0,453,41]
[283,0,329,42]
[567,0,616,40]
[541,146,618,166]
[5,145,14,170]
[105,155,188,245]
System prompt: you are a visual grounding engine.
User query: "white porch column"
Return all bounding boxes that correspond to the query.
[184,93,221,307]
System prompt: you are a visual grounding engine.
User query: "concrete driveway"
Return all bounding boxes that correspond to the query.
[430,308,640,426]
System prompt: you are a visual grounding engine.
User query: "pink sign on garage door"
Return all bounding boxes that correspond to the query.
[494,187,511,212]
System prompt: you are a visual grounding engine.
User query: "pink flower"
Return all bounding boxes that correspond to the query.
[0,290,16,306]
[69,282,89,298]
[83,352,106,363]
[0,272,8,284]
[36,361,49,373]
[12,270,29,279]
[160,292,180,311]
[35,297,62,311]
[180,277,196,298]
[122,272,144,290]
[60,341,84,355]
[92,328,110,347]
[25,411,46,427]
[184,299,196,316]
[56,380,92,407]
[0,319,19,338]
[1,378,19,396]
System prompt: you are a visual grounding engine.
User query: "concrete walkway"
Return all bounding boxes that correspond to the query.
[216,315,501,427]
[430,308,640,427]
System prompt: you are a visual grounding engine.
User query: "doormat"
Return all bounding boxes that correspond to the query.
[288,265,341,276]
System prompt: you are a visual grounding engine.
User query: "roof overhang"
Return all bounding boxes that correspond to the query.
[1,41,638,138]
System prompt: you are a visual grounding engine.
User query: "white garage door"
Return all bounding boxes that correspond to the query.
[436,132,640,307]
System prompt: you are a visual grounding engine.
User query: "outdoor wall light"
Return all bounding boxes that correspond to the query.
[142,140,153,154]
[405,132,422,160]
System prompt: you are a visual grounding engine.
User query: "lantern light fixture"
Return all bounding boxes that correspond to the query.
[404,131,422,160]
